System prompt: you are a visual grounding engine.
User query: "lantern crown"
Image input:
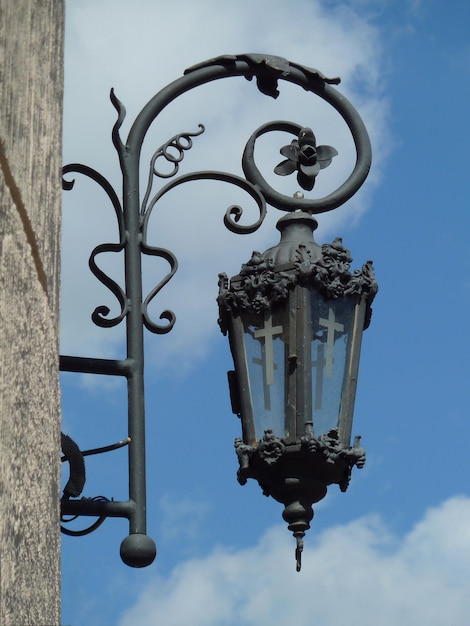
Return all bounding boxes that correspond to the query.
[260,210,322,265]
[218,211,377,330]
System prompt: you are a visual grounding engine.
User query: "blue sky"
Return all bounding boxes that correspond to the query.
[60,1,470,624]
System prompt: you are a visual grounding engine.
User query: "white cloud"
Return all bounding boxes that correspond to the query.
[158,494,210,545]
[118,496,470,626]
[61,0,390,371]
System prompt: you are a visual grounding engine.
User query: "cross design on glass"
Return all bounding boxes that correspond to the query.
[318,307,344,377]
[252,355,277,410]
[312,342,327,409]
[253,313,283,386]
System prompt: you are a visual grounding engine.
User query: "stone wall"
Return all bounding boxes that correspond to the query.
[0,0,64,623]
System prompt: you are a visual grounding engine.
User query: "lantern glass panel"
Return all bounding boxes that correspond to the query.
[310,294,356,437]
[242,308,289,440]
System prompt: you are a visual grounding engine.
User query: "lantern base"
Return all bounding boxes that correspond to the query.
[234,429,366,570]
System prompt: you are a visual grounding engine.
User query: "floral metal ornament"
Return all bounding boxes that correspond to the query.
[274,127,338,191]
[217,251,293,330]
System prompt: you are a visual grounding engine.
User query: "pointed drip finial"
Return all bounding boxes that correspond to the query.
[295,532,304,572]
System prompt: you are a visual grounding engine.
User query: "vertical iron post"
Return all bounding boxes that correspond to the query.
[122,152,147,538]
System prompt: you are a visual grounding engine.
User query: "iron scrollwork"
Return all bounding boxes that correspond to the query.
[63,53,371,336]
[62,163,128,328]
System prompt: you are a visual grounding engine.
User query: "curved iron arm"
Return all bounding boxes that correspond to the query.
[141,170,267,236]
[141,242,178,334]
[123,54,370,214]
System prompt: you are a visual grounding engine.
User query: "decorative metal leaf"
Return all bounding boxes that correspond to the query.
[298,128,316,147]
[279,144,299,159]
[300,163,321,177]
[297,170,316,191]
[317,145,338,168]
[274,159,297,176]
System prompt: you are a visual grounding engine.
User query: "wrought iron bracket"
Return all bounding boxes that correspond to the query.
[60,53,372,567]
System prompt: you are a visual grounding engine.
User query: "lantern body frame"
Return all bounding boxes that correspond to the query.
[228,285,369,450]
[218,212,377,567]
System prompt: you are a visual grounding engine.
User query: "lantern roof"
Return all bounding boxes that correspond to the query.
[260,210,322,266]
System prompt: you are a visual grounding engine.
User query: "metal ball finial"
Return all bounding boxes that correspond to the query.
[120,534,156,568]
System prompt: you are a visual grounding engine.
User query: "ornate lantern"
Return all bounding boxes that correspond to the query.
[60,52,376,568]
[218,209,377,570]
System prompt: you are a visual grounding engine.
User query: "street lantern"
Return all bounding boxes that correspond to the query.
[60,53,377,570]
[218,209,377,570]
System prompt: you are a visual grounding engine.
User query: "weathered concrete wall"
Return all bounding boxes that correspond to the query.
[0,0,64,624]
